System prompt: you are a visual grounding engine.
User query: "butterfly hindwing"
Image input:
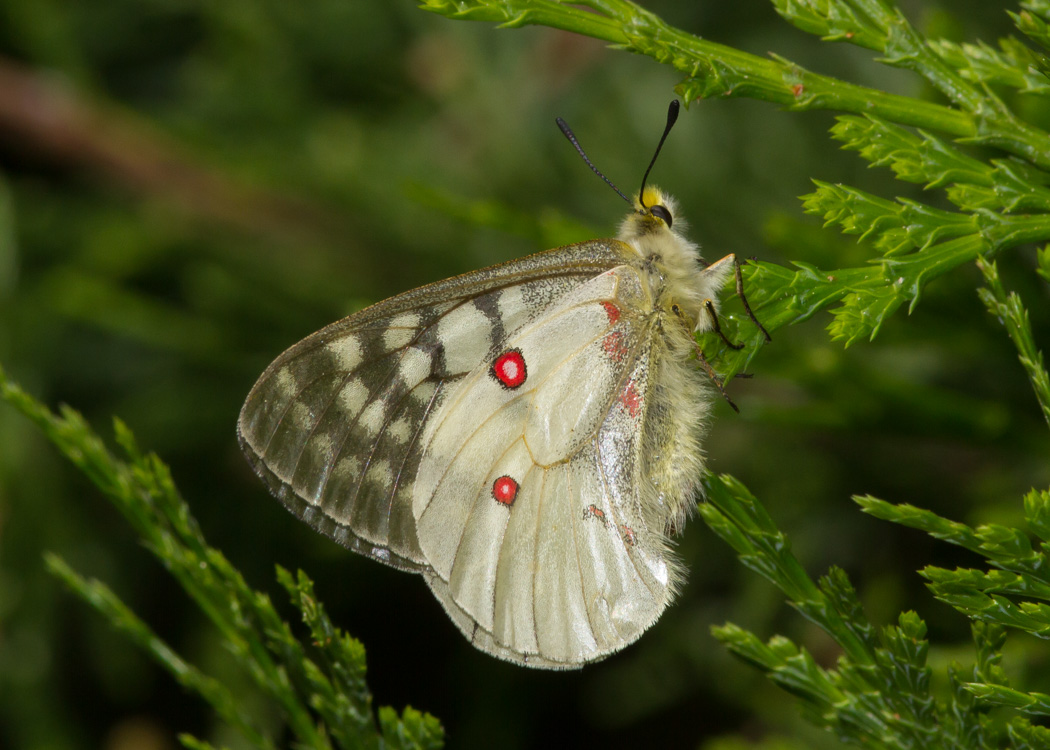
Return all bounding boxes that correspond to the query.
[413,264,676,667]
[237,240,632,574]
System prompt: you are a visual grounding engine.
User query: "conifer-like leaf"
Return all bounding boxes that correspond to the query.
[770,0,884,49]
[802,181,980,255]
[929,36,1050,96]
[1013,2,1050,52]
[1024,489,1050,542]
[702,474,1043,748]
[0,364,444,749]
[977,259,1050,428]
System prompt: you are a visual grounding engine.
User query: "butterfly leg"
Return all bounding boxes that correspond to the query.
[694,346,739,413]
[733,255,772,343]
[704,299,744,350]
[673,291,740,412]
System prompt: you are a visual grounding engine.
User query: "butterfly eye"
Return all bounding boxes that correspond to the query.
[651,204,673,228]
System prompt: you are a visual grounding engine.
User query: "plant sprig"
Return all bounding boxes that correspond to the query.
[702,474,1050,749]
[426,0,1050,384]
[0,364,444,750]
[44,553,274,748]
[420,2,1050,747]
[977,258,1050,429]
[423,0,1050,166]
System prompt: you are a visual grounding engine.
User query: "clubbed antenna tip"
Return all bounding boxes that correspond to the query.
[639,99,680,209]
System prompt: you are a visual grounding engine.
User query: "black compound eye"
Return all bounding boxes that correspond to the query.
[651,204,673,228]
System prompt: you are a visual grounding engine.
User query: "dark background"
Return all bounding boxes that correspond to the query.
[0,1,1047,748]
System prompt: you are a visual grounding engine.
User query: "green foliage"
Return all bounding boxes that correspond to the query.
[977,258,1050,428]
[2,0,1049,747]
[0,366,444,750]
[421,0,1050,368]
[706,475,1050,748]
[858,492,1050,640]
[420,0,1050,747]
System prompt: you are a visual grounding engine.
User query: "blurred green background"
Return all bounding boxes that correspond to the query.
[0,1,1047,748]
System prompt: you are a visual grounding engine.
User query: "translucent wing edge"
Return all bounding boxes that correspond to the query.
[237,427,428,573]
[425,573,594,670]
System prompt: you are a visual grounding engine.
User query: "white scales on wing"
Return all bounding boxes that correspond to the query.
[237,245,630,576]
[238,100,770,669]
[412,267,672,666]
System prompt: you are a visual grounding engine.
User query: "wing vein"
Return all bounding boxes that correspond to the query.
[283,351,400,501]
[422,297,617,447]
[418,312,627,519]
[444,435,522,586]
[593,435,658,599]
[415,389,530,524]
[384,378,447,515]
[565,462,598,648]
[531,467,549,658]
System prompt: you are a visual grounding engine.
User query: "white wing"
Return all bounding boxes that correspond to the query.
[412,265,677,668]
[237,241,631,572]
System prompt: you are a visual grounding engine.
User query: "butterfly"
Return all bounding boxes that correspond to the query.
[238,101,769,669]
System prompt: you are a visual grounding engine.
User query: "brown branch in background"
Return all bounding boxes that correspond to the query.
[0,55,353,249]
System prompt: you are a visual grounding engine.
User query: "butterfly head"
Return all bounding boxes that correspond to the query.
[616,186,717,333]
[620,186,683,241]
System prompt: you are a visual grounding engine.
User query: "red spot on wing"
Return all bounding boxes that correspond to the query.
[620,525,636,546]
[601,301,620,325]
[602,331,628,362]
[619,380,641,418]
[492,475,519,506]
[491,349,527,389]
[583,504,606,524]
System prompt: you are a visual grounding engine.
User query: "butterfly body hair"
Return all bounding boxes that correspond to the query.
[616,187,733,597]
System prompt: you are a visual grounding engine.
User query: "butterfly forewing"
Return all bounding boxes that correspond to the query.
[238,240,633,575]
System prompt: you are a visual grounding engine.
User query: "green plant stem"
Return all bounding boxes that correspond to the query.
[44,554,275,750]
[850,0,985,109]
[976,258,1050,429]
[775,0,1050,166]
[0,367,353,748]
[421,0,1050,169]
[701,475,876,665]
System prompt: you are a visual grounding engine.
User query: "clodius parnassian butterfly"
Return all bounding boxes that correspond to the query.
[238,101,768,669]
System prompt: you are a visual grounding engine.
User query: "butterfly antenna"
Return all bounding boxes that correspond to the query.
[557,116,632,207]
[638,99,680,209]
